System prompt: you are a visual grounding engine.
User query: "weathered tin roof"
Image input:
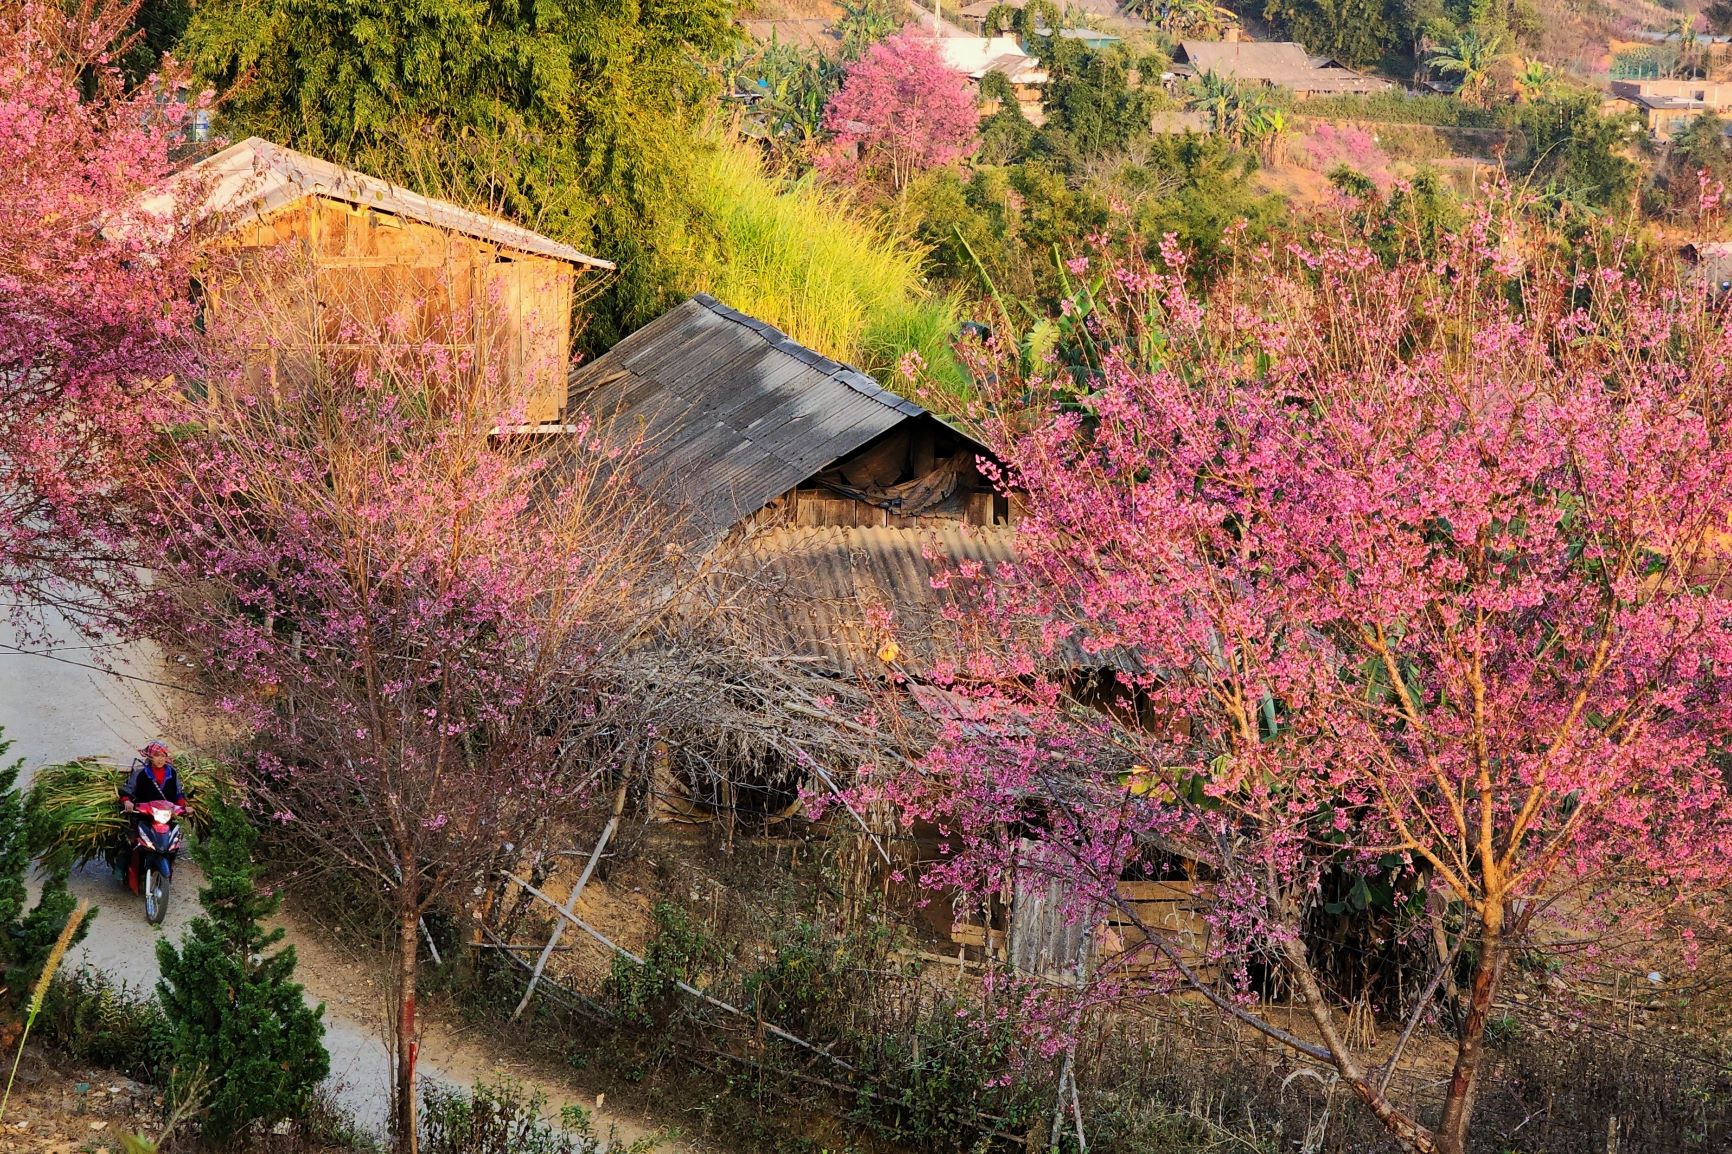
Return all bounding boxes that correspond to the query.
[566,296,942,546]
[719,524,1135,677]
[145,137,613,269]
[1176,40,1392,93]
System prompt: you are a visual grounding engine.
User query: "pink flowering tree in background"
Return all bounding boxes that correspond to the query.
[877,215,1732,1153]
[0,0,199,624]
[132,267,676,1151]
[819,28,979,196]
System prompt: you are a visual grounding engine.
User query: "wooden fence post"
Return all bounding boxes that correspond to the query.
[509,771,631,1022]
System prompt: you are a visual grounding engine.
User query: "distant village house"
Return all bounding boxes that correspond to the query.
[935,33,1050,100]
[1172,37,1393,98]
[1610,79,1732,140]
[564,295,1171,978]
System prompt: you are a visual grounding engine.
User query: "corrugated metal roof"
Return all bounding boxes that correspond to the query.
[1180,39,1313,77]
[718,524,1133,677]
[566,296,940,546]
[145,138,613,269]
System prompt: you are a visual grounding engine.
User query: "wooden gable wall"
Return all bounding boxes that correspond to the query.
[204,197,576,422]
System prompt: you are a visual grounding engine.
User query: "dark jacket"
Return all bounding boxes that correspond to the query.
[121,759,184,808]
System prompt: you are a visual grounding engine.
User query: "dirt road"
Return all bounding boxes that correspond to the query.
[0,614,685,1149]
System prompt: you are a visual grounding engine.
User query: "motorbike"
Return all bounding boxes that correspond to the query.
[121,800,186,925]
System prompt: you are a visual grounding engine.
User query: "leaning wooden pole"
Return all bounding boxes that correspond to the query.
[509,772,631,1022]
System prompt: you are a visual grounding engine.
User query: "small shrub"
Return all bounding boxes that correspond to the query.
[34,968,169,1083]
[420,1076,653,1154]
[848,996,1043,1152]
[740,920,844,1034]
[156,804,329,1144]
[606,902,720,1028]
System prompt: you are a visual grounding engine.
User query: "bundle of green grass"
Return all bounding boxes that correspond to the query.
[28,757,232,871]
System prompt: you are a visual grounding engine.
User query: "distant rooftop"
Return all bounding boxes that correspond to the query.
[1175,39,1392,94]
[936,34,1049,83]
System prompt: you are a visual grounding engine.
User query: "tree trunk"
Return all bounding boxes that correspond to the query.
[394,901,421,1154]
[1278,934,1439,1153]
[1435,920,1505,1154]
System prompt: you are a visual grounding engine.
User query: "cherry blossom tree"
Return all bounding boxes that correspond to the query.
[878,216,1732,1153]
[0,0,198,623]
[132,265,677,1151]
[819,28,979,196]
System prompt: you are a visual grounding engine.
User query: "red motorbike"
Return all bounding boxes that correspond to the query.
[114,800,186,925]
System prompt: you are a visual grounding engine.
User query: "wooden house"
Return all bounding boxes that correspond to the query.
[1172,39,1393,98]
[144,138,612,422]
[566,296,1199,981]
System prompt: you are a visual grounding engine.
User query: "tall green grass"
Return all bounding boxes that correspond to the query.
[681,138,970,403]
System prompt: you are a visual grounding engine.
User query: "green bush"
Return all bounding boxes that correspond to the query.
[0,727,87,1001]
[156,805,329,1144]
[848,996,1043,1152]
[605,902,720,1029]
[421,1076,653,1154]
[35,969,169,1083]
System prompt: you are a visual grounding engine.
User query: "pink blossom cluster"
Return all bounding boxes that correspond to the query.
[869,204,1732,1144]
[0,0,201,622]
[1298,122,1394,189]
[817,29,979,195]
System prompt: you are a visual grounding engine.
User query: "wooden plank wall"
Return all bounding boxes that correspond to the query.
[203,197,576,420]
[785,490,997,529]
[949,878,1214,980]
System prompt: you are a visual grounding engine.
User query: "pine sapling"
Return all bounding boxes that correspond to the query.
[156,805,328,1145]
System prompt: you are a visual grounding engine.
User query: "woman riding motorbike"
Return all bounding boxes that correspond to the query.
[118,741,184,891]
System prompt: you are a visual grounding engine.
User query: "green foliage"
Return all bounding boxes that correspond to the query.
[1185,72,1288,151]
[739,920,852,1035]
[156,804,328,1145]
[908,132,1281,313]
[1263,0,1398,68]
[975,73,1037,165]
[836,0,901,60]
[0,728,87,1002]
[848,995,1042,1151]
[606,902,720,1028]
[1297,90,1498,127]
[1038,46,1155,167]
[1340,167,1464,263]
[1645,111,1732,221]
[421,1077,652,1154]
[683,138,967,398]
[1428,28,1506,105]
[119,0,193,85]
[182,0,737,348]
[35,969,169,1084]
[727,40,841,166]
[1510,92,1640,211]
[1127,136,1283,265]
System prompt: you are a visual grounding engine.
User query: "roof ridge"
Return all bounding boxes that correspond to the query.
[162,137,614,269]
[691,295,928,419]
